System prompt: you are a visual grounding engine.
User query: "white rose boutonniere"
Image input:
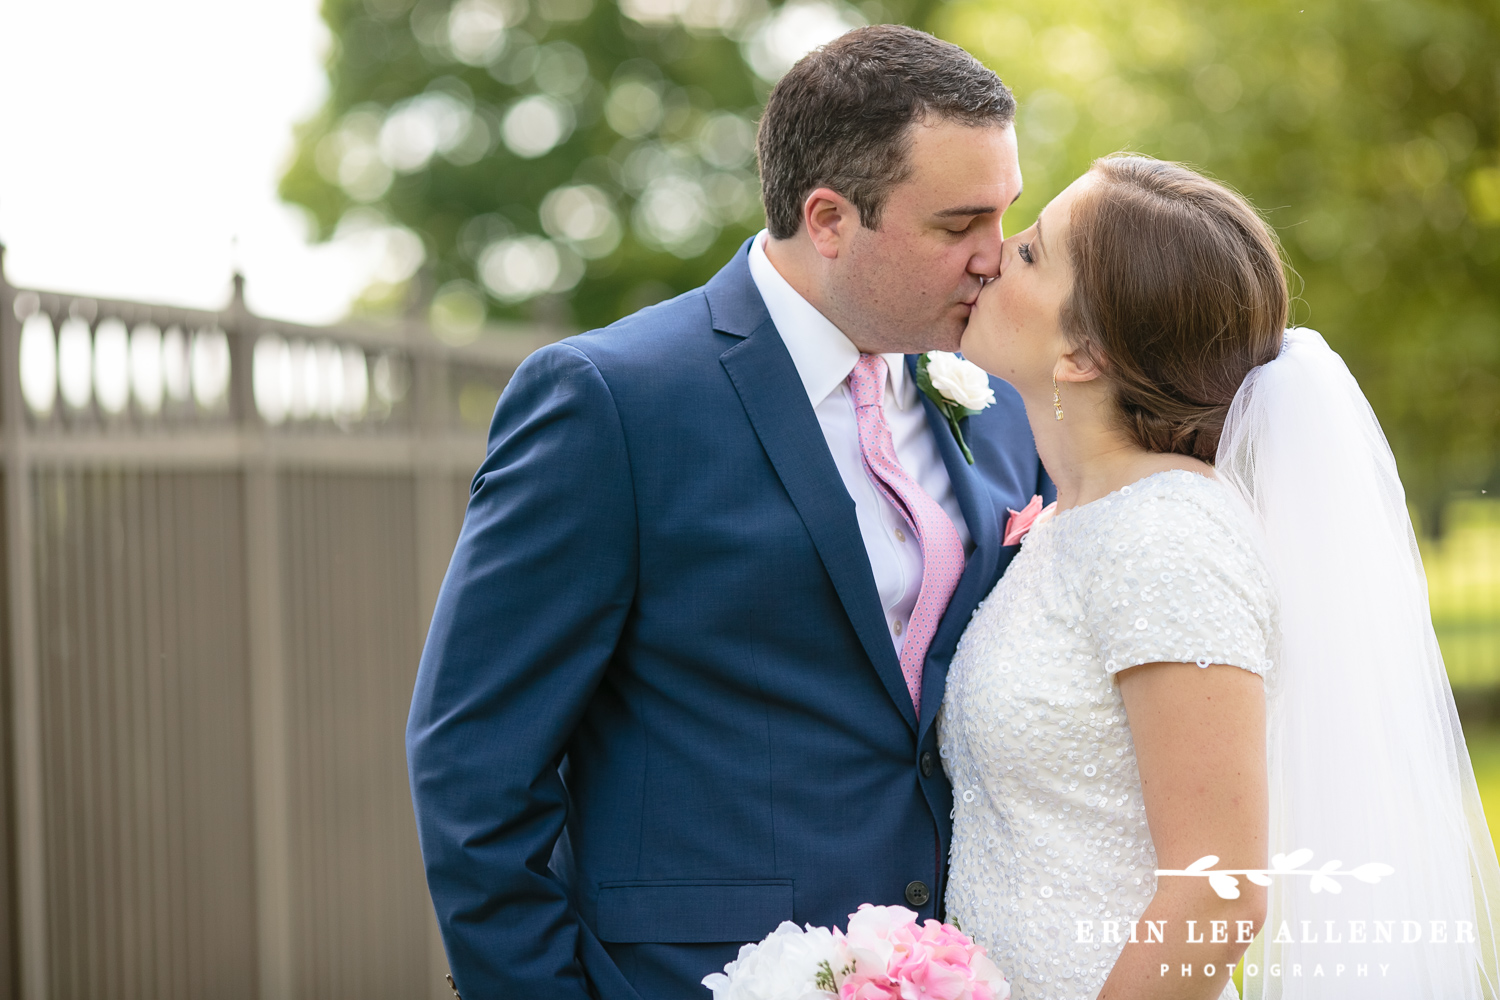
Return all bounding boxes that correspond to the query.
[917,351,996,464]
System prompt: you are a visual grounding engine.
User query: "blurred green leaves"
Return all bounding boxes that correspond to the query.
[934,0,1500,524]
[281,0,1499,522]
[280,0,898,334]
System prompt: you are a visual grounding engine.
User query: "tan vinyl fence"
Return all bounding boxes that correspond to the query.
[6,243,1494,1000]
[0,246,547,1000]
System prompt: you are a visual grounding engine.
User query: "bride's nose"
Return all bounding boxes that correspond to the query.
[995,235,1021,277]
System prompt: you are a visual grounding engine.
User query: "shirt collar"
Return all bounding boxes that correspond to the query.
[747,230,913,411]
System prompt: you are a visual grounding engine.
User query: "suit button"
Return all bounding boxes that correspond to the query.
[904,880,931,907]
[920,751,934,778]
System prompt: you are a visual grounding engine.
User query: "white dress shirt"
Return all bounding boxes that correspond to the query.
[747,231,973,656]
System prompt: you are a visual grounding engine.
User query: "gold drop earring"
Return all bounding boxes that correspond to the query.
[1052,375,1064,420]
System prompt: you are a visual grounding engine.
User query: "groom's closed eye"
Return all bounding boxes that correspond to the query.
[936,207,996,234]
[934,189,1024,234]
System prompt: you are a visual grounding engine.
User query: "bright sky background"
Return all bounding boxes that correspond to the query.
[0,0,374,325]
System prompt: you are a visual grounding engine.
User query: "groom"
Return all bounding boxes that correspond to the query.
[407,24,1048,1000]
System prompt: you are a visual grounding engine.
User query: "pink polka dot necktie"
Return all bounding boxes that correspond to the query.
[847,354,966,717]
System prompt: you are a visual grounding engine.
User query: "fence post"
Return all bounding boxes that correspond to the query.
[0,243,48,1000]
[409,327,461,998]
[232,293,297,1000]
[227,271,254,425]
[411,330,456,631]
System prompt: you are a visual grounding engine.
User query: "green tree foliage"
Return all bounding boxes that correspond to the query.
[281,0,937,332]
[934,0,1499,526]
[282,0,1499,523]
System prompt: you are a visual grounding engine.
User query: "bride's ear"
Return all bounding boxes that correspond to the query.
[1055,347,1103,384]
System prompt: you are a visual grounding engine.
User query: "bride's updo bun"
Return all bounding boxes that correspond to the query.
[1062,155,1288,461]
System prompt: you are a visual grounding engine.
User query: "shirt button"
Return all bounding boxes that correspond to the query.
[892,620,903,635]
[920,751,934,778]
[894,528,906,542]
[904,881,931,907]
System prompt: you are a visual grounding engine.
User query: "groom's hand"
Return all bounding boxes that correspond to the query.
[407,343,642,1000]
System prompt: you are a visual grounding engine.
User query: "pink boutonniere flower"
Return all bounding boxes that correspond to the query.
[1003,494,1056,546]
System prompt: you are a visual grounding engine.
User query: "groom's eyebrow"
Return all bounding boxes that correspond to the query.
[934,205,998,218]
[932,190,1024,219]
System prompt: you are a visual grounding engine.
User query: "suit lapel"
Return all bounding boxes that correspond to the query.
[711,247,917,733]
[908,355,1002,736]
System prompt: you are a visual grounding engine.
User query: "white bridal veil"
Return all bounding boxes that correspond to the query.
[1217,328,1500,999]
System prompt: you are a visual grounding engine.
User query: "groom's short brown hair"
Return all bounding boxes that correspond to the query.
[757,25,1016,240]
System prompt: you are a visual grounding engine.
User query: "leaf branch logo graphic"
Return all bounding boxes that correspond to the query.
[1156,849,1395,900]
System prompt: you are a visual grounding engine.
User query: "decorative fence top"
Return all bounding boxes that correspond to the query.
[0,243,556,468]
[0,241,574,1000]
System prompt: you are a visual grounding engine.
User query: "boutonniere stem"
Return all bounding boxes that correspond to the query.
[916,351,996,465]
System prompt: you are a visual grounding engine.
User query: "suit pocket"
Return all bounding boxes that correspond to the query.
[594,879,794,944]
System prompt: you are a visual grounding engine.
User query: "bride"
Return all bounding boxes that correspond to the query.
[939,154,1500,999]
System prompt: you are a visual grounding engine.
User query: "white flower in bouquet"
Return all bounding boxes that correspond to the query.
[838,903,917,971]
[702,921,842,1000]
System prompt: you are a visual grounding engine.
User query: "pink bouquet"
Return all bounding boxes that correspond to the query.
[702,903,1009,1000]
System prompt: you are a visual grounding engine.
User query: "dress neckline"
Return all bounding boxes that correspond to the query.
[1034,468,1220,532]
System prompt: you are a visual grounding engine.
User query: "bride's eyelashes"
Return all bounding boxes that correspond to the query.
[1017,242,1034,264]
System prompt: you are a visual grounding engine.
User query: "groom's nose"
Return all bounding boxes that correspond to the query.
[966,216,1005,280]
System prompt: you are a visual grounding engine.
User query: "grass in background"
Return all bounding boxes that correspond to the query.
[1468,729,1500,842]
[1422,498,1500,687]
[1423,499,1500,845]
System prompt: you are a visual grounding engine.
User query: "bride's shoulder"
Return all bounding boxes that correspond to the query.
[1134,467,1239,515]
[1083,469,1269,578]
[1080,470,1280,678]
[1081,468,1244,536]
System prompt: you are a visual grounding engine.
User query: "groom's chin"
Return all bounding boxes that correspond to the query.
[931,317,969,353]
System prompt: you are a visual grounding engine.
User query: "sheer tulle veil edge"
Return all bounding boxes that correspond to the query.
[1216,328,1500,999]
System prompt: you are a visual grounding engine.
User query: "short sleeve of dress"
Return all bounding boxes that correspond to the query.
[1081,476,1278,678]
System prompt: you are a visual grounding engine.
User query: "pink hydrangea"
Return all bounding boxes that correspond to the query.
[832,905,1009,1000]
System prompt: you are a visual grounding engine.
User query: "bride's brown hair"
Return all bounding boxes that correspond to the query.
[1062,155,1288,462]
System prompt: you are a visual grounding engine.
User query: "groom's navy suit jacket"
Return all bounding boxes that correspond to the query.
[407,240,1050,1000]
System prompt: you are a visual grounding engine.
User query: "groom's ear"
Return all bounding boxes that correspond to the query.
[803,187,858,260]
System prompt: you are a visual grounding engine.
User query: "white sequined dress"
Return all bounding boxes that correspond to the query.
[939,470,1277,1000]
